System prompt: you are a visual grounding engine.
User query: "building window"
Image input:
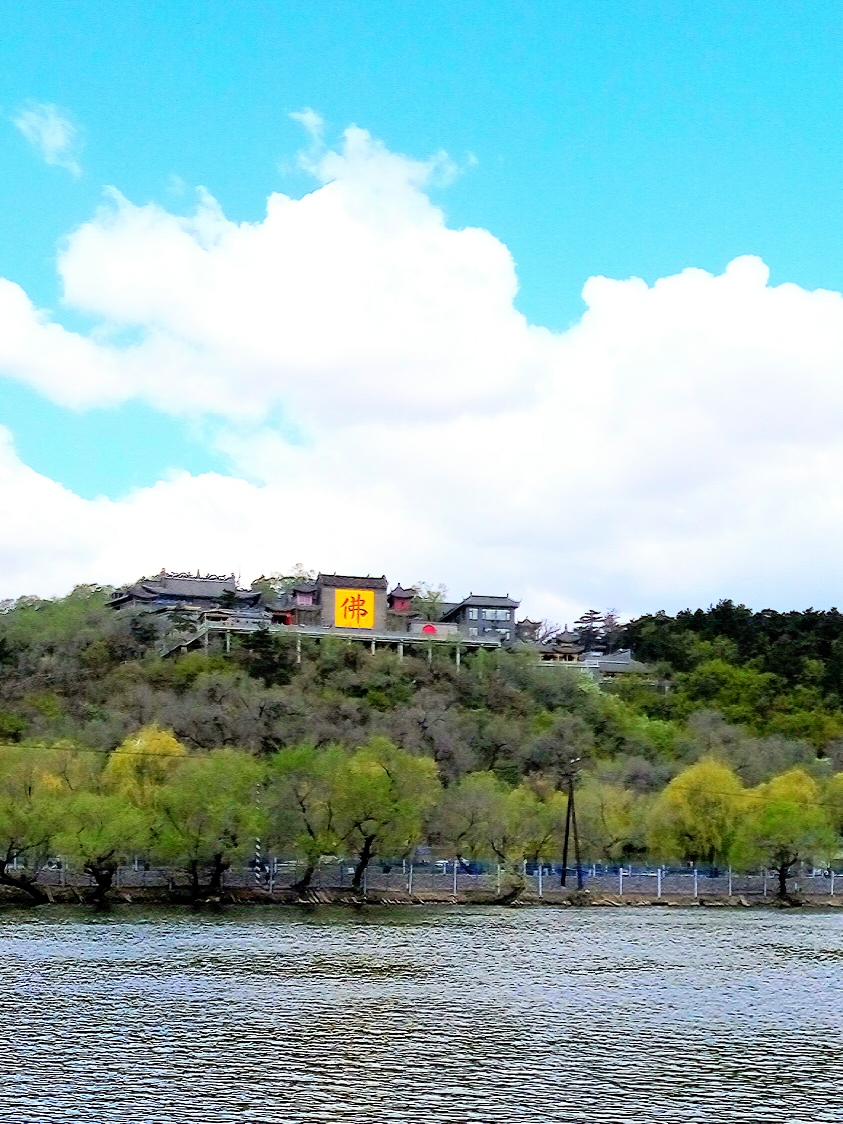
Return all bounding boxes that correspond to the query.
[483,608,510,621]
[468,627,478,637]
[468,607,478,620]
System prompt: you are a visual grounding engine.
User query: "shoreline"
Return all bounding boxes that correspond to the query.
[2,886,842,909]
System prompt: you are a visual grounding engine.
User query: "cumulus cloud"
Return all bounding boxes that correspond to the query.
[1,123,843,616]
[13,102,82,176]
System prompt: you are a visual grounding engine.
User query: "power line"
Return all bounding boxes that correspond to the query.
[0,740,214,760]
[0,741,841,810]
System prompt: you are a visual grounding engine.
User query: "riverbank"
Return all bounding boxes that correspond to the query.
[2,884,842,908]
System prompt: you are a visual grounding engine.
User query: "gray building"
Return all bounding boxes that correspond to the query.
[108,572,261,615]
[439,594,520,643]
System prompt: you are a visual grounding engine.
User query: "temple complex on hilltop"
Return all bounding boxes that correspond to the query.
[108,570,647,676]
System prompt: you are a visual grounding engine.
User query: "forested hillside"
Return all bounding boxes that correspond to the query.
[625,599,843,746]
[1,587,843,902]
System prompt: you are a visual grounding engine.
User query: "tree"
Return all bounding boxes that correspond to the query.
[510,783,568,864]
[154,749,264,900]
[53,788,148,907]
[236,630,297,687]
[264,744,345,892]
[0,744,62,903]
[250,566,316,601]
[440,772,528,868]
[412,583,448,622]
[576,778,650,863]
[574,610,605,653]
[104,724,187,808]
[824,772,843,848]
[331,738,440,890]
[646,758,745,866]
[676,660,780,727]
[520,713,593,782]
[732,768,836,899]
[600,610,624,654]
[430,771,509,862]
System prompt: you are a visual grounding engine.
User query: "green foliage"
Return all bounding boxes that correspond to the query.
[0,586,111,649]
[104,724,187,806]
[331,738,440,887]
[154,749,265,896]
[646,758,744,864]
[235,630,298,686]
[0,711,26,742]
[166,653,233,692]
[731,768,836,896]
[430,771,513,861]
[674,660,780,726]
[576,778,651,862]
[264,743,346,887]
[0,744,63,893]
[52,783,150,903]
[7,586,843,901]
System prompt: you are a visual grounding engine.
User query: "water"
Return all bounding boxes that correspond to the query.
[0,906,841,1123]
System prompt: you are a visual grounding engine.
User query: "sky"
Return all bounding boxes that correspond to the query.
[2,1,843,621]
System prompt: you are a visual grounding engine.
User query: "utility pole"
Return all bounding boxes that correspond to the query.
[570,776,583,891]
[560,787,572,887]
[560,753,583,890]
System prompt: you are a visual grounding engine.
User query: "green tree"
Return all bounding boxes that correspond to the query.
[154,749,264,900]
[53,788,148,907]
[332,738,440,890]
[676,660,780,727]
[446,773,529,869]
[264,744,345,892]
[430,771,511,862]
[104,724,187,808]
[511,783,568,864]
[824,772,843,844]
[732,768,836,899]
[412,583,448,622]
[0,744,62,903]
[646,758,745,865]
[576,778,650,863]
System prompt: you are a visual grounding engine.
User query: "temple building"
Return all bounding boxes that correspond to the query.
[108,572,262,615]
[438,594,520,643]
[106,568,647,674]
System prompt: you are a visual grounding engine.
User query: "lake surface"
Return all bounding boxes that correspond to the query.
[0,905,841,1123]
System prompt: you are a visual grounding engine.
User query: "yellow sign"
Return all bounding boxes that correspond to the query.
[334,588,375,629]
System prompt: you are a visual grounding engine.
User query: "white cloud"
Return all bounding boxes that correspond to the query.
[13,102,82,176]
[2,124,843,617]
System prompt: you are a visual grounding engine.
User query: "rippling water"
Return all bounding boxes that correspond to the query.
[0,905,841,1123]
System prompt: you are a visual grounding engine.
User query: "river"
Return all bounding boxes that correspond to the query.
[0,905,840,1123]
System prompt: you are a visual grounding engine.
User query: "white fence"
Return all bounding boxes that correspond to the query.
[27,859,839,899]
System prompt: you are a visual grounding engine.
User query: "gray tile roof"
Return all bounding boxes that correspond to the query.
[389,585,417,599]
[440,593,520,620]
[317,573,388,591]
[108,572,259,608]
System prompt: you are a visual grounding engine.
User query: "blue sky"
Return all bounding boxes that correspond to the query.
[2,2,843,613]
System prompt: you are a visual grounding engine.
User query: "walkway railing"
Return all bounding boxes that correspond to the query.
[24,859,842,900]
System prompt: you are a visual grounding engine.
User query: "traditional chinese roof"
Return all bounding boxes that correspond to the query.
[108,572,260,609]
[389,585,417,599]
[440,593,520,620]
[291,580,318,593]
[584,649,649,674]
[317,573,388,591]
[437,602,460,618]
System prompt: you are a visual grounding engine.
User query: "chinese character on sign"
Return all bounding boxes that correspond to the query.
[341,594,368,624]
[334,588,375,628]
